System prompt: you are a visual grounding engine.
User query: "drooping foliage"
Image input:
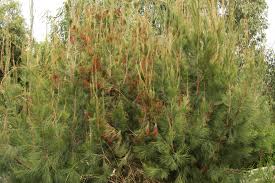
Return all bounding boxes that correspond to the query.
[0,0,274,183]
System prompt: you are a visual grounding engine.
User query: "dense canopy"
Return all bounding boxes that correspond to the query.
[0,0,274,183]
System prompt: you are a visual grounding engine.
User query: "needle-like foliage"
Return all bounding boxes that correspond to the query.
[0,0,274,183]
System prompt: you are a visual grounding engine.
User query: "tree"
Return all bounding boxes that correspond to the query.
[220,0,268,46]
[0,0,273,183]
[0,0,26,80]
[265,49,275,119]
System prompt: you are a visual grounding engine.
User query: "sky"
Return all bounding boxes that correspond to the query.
[20,0,64,41]
[19,0,275,49]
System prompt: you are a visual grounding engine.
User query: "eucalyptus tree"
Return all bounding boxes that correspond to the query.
[0,0,26,79]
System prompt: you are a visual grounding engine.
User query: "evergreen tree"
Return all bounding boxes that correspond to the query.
[0,0,274,183]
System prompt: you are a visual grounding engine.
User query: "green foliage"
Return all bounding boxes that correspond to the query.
[265,49,275,118]
[221,0,268,46]
[234,0,267,44]
[0,0,26,79]
[0,0,274,183]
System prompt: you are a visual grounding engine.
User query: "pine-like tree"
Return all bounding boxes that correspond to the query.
[0,0,274,183]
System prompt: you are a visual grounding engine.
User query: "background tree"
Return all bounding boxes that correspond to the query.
[0,0,26,80]
[220,0,268,46]
[265,49,275,119]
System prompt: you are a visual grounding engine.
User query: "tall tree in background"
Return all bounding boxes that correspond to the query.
[0,0,26,79]
[265,49,275,119]
[234,0,267,45]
